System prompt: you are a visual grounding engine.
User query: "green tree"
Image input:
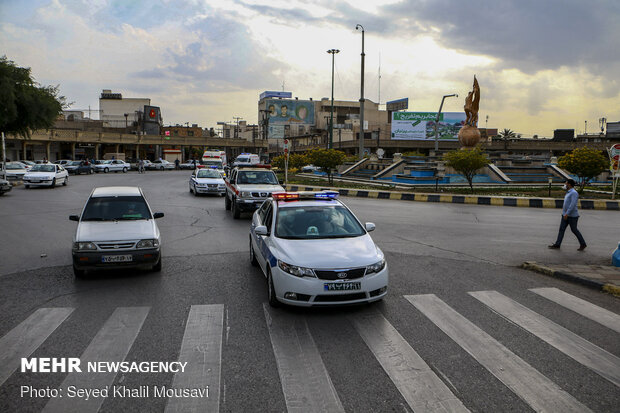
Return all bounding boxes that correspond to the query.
[272,154,285,170]
[498,128,516,150]
[443,147,490,192]
[558,147,608,192]
[307,148,346,185]
[0,56,67,139]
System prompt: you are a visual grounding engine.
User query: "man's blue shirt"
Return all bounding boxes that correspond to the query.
[562,188,580,217]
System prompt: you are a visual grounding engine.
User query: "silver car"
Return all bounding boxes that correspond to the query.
[70,186,164,277]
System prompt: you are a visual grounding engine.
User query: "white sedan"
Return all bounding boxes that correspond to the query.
[189,167,226,196]
[94,160,130,173]
[148,160,175,170]
[250,191,388,307]
[2,162,29,181]
[23,163,69,188]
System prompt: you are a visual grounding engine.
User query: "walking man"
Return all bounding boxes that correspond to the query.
[549,179,587,251]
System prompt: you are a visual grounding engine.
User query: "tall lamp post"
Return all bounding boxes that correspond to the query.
[327,49,339,149]
[355,24,365,159]
[434,93,458,152]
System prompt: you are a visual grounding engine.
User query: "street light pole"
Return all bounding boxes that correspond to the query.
[327,49,339,149]
[434,93,458,152]
[356,24,365,159]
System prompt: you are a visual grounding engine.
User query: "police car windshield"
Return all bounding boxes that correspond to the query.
[238,171,278,185]
[203,161,222,166]
[275,205,365,239]
[197,169,221,178]
[81,196,152,221]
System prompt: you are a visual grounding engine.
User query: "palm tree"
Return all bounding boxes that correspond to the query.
[498,128,516,150]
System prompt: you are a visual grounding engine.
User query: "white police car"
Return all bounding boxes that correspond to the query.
[249,191,388,307]
[189,166,226,196]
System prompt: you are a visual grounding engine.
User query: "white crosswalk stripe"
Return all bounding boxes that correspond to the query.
[263,304,344,413]
[42,307,150,413]
[405,294,591,413]
[0,288,618,412]
[352,311,470,413]
[530,287,620,333]
[165,304,224,413]
[470,290,620,387]
[0,307,74,387]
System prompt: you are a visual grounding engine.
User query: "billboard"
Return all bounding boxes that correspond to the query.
[260,91,292,100]
[391,112,466,140]
[268,125,285,139]
[266,99,314,125]
[386,98,409,112]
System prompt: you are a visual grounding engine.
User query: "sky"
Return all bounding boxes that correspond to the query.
[1,0,619,137]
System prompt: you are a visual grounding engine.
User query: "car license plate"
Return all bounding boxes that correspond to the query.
[102,255,133,263]
[31,180,40,183]
[324,282,361,291]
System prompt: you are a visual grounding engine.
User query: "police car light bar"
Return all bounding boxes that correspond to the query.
[272,191,339,201]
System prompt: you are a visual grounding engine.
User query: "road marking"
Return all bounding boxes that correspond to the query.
[352,311,470,412]
[530,287,620,333]
[263,304,344,413]
[43,307,150,413]
[405,294,591,413]
[165,304,224,413]
[469,290,620,387]
[0,307,74,386]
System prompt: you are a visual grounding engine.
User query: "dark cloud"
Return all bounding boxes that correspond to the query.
[129,11,285,92]
[236,0,620,76]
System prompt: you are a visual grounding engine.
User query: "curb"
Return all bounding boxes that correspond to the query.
[521,261,620,297]
[286,185,620,211]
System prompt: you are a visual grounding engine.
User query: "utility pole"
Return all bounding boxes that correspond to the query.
[356,24,365,159]
[232,117,242,139]
[327,49,339,149]
[434,94,458,152]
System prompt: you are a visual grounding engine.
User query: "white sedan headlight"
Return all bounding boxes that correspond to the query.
[278,260,316,278]
[136,239,160,249]
[366,259,386,274]
[74,242,97,251]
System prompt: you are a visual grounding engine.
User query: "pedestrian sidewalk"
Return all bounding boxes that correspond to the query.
[522,261,620,296]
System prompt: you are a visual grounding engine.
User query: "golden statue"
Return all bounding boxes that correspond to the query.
[458,75,481,148]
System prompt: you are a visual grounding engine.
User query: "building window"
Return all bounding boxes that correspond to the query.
[188,130,194,137]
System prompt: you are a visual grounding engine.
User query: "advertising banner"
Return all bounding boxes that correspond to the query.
[391,112,466,140]
[268,125,285,139]
[266,99,314,125]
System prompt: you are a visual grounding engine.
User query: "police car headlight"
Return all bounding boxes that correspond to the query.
[278,260,316,278]
[137,239,159,249]
[241,191,252,198]
[74,242,97,251]
[366,259,386,275]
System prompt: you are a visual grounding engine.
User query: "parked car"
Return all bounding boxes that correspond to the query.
[148,160,175,171]
[94,160,130,173]
[180,160,200,170]
[0,178,11,195]
[18,160,36,168]
[55,159,72,166]
[69,186,164,277]
[23,163,69,188]
[2,162,28,181]
[301,164,320,173]
[65,160,94,175]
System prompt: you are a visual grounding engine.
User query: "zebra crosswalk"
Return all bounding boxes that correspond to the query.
[0,287,618,412]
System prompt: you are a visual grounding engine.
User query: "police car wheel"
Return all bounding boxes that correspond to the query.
[267,269,280,307]
[249,236,258,266]
[225,194,231,210]
[232,199,240,219]
[193,185,198,196]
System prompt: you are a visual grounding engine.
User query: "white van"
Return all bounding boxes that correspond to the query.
[232,153,260,167]
[202,150,227,166]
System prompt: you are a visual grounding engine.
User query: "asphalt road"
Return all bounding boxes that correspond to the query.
[0,171,618,412]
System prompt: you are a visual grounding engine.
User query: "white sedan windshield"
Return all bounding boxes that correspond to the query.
[29,165,55,172]
[275,205,365,239]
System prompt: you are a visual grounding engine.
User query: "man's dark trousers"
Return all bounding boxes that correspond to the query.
[555,216,586,246]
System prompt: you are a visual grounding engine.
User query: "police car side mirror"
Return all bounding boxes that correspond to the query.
[365,222,376,232]
[255,225,268,236]
[69,215,79,222]
[153,212,165,219]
